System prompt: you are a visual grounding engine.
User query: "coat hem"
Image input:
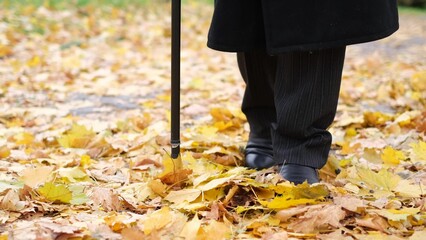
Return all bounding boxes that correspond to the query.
[207,25,399,54]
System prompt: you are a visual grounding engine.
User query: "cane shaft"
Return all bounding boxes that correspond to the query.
[171,0,181,159]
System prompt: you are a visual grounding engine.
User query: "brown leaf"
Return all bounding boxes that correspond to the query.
[37,219,80,235]
[261,231,288,240]
[288,205,346,233]
[213,155,238,166]
[333,196,366,213]
[122,227,146,240]
[133,158,162,170]
[0,189,26,211]
[206,201,220,220]
[158,169,193,187]
[20,166,55,188]
[355,215,390,233]
[276,205,322,222]
[91,187,122,211]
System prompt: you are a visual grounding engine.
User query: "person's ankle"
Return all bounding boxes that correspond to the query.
[244,137,275,169]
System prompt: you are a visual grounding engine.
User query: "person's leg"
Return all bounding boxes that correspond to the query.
[237,51,277,169]
[272,47,346,183]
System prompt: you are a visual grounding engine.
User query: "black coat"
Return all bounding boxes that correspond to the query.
[207,0,399,53]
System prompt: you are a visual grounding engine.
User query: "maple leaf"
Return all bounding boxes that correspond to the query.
[179,214,202,240]
[343,166,401,198]
[91,187,122,211]
[57,124,96,148]
[288,205,346,233]
[410,141,426,162]
[20,166,54,188]
[143,207,173,235]
[381,146,405,165]
[198,220,232,240]
[38,182,73,204]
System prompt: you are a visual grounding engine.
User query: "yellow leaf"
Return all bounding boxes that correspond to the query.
[214,121,234,131]
[235,206,266,214]
[198,220,232,240]
[157,154,183,178]
[104,213,129,232]
[411,71,426,92]
[20,166,54,188]
[148,179,167,197]
[13,132,35,145]
[57,124,96,148]
[345,127,357,137]
[410,141,426,162]
[340,142,361,155]
[394,111,420,127]
[202,188,225,201]
[346,167,400,198]
[0,44,13,57]
[80,154,92,167]
[38,182,72,203]
[57,167,88,183]
[143,207,172,235]
[179,214,202,240]
[259,197,319,210]
[372,208,420,222]
[394,179,424,198]
[165,189,201,204]
[381,146,405,165]
[363,111,393,127]
[272,182,329,199]
[339,158,352,167]
[197,175,236,191]
[0,146,11,158]
[27,56,41,67]
[210,108,233,122]
[198,126,218,137]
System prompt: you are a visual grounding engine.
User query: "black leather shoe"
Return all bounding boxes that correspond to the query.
[279,164,319,184]
[244,138,275,169]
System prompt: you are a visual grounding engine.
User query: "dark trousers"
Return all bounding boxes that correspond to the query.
[237,47,346,169]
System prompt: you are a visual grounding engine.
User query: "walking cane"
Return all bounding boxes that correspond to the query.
[171,0,181,159]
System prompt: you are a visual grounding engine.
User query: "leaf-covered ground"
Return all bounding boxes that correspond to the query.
[0,3,426,240]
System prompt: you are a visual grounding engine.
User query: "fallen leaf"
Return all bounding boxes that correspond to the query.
[38,182,73,204]
[381,146,405,165]
[355,215,390,233]
[410,141,426,162]
[122,227,146,239]
[143,207,173,235]
[57,124,96,148]
[20,166,54,188]
[91,187,122,211]
[165,189,201,204]
[333,196,366,213]
[0,189,26,211]
[288,205,346,233]
[198,220,232,240]
[179,214,202,240]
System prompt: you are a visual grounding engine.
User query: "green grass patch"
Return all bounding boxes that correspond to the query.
[399,6,426,14]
